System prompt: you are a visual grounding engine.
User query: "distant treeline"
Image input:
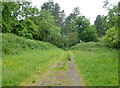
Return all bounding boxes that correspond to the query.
[2,1,119,48]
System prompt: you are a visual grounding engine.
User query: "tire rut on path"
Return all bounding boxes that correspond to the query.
[32,51,85,86]
[30,53,64,86]
[68,52,80,86]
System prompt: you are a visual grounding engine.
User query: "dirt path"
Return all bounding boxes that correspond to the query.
[68,52,80,86]
[30,53,64,86]
[32,51,85,86]
[45,53,65,75]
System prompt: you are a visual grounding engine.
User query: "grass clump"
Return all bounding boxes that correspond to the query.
[71,42,118,86]
[67,53,71,61]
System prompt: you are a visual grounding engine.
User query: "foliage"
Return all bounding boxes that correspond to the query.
[2,1,119,86]
[41,0,65,26]
[69,32,78,47]
[23,18,39,39]
[2,2,63,48]
[94,15,104,37]
[29,10,63,47]
[10,19,39,40]
[10,20,27,37]
[74,16,90,41]
[2,20,12,33]
[102,27,119,48]
[80,26,98,42]
[101,2,119,48]
[63,14,98,48]
[2,2,15,33]
[102,3,118,30]
[74,16,98,42]
[2,33,57,55]
[62,9,80,48]
[2,1,118,49]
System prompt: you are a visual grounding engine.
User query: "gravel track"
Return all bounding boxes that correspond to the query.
[31,52,85,86]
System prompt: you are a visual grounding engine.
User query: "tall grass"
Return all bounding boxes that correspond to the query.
[2,33,63,86]
[0,33,2,87]
[2,33,57,55]
[3,49,63,86]
[71,42,118,86]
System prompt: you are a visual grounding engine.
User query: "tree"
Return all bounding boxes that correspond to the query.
[69,32,78,46]
[102,1,118,31]
[2,2,16,33]
[41,0,65,27]
[30,6,39,16]
[102,1,119,48]
[29,10,62,47]
[12,2,39,19]
[23,18,39,39]
[62,7,80,48]
[102,27,119,48]
[73,7,80,16]
[94,15,104,37]
[2,2,39,33]
[80,25,98,42]
[103,0,111,10]
[63,14,76,48]
[21,2,32,18]
[75,16,90,41]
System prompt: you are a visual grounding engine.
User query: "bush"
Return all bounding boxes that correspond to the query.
[2,33,57,55]
[102,27,119,48]
[80,26,98,42]
[2,21,11,33]
[23,18,39,39]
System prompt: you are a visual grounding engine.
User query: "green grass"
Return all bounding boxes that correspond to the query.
[71,42,118,86]
[67,53,71,61]
[2,33,63,86]
[52,51,70,72]
[0,59,1,88]
[2,33,57,55]
[2,33,118,86]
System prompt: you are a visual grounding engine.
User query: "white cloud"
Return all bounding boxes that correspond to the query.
[31,0,119,25]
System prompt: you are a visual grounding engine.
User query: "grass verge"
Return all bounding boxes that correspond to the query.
[3,48,63,86]
[71,42,118,86]
[2,33,63,86]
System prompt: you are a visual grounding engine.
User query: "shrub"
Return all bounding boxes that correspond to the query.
[102,27,119,48]
[80,26,98,42]
[2,21,11,33]
[2,33,57,55]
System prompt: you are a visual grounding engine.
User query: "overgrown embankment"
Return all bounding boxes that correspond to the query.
[71,42,118,86]
[2,33,58,55]
[2,33,63,86]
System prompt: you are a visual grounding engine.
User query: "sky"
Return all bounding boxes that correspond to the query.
[31,0,119,25]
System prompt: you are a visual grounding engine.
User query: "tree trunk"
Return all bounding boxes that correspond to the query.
[62,32,64,49]
[67,32,69,49]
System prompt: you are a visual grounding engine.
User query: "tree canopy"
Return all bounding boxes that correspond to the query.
[1,0,119,49]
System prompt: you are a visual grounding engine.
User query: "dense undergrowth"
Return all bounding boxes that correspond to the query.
[2,33,57,55]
